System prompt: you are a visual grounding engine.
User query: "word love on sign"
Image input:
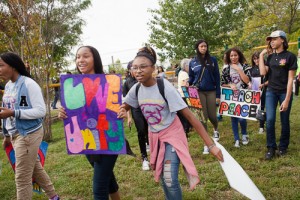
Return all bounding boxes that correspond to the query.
[60,74,126,155]
[218,87,261,120]
[181,86,202,109]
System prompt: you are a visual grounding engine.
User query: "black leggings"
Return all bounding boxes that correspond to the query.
[131,107,149,159]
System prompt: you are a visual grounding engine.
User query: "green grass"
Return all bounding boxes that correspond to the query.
[1,98,300,200]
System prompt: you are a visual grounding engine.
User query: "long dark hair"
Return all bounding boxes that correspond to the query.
[251,51,260,67]
[0,52,31,78]
[195,39,212,67]
[76,46,104,74]
[158,66,164,72]
[225,47,247,65]
[281,37,289,50]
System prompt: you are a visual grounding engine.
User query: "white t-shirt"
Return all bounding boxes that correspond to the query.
[3,81,18,135]
[157,72,166,78]
[124,79,187,132]
[229,64,244,89]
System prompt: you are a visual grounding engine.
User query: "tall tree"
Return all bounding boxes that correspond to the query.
[0,0,91,141]
[239,0,300,50]
[108,59,126,74]
[148,0,248,61]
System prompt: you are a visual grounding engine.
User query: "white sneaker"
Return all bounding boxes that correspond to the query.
[242,135,249,145]
[142,159,150,171]
[234,140,240,148]
[203,146,209,154]
[146,144,150,152]
[258,128,264,134]
[213,131,220,141]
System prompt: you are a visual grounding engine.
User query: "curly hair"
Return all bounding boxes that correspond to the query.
[135,46,157,65]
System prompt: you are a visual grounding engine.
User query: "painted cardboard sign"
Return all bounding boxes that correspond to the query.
[218,87,261,120]
[181,86,202,109]
[60,74,126,155]
[250,77,261,91]
[5,141,48,194]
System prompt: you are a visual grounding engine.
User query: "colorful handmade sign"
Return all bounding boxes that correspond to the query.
[60,74,126,155]
[218,87,261,120]
[181,86,202,109]
[5,141,48,194]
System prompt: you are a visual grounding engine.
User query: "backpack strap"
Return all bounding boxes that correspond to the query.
[135,77,168,105]
[135,82,141,101]
[156,77,168,105]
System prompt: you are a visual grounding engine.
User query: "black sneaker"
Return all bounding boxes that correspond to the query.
[278,149,287,157]
[265,148,276,160]
[125,139,136,157]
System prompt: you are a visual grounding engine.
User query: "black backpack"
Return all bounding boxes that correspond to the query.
[135,78,190,136]
[135,77,168,104]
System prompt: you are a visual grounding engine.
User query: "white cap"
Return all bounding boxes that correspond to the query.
[266,30,287,41]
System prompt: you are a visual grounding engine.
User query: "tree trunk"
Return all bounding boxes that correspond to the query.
[43,71,52,141]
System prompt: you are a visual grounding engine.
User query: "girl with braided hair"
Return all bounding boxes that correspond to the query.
[118,46,223,200]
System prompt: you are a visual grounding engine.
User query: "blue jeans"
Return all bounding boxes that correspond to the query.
[231,117,247,141]
[160,143,182,200]
[86,154,119,200]
[265,90,292,150]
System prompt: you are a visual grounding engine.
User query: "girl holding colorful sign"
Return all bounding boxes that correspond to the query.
[58,46,120,200]
[0,52,59,200]
[118,46,223,200]
[221,47,252,148]
[259,30,297,160]
[189,39,221,154]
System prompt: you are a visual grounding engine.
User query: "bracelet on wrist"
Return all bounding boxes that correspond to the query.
[208,144,216,152]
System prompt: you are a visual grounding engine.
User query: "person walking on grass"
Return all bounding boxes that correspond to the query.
[118,46,223,200]
[0,52,59,200]
[177,58,191,136]
[259,30,297,160]
[189,39,221,154]
[51,77,60,109]
[217,53,229,122]
[249,51,267,134]
[221,47,252,148]
[123,61,150,171]
[58,46,120,200]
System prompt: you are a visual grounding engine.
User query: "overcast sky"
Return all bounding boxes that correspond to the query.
[68,0,159,71]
